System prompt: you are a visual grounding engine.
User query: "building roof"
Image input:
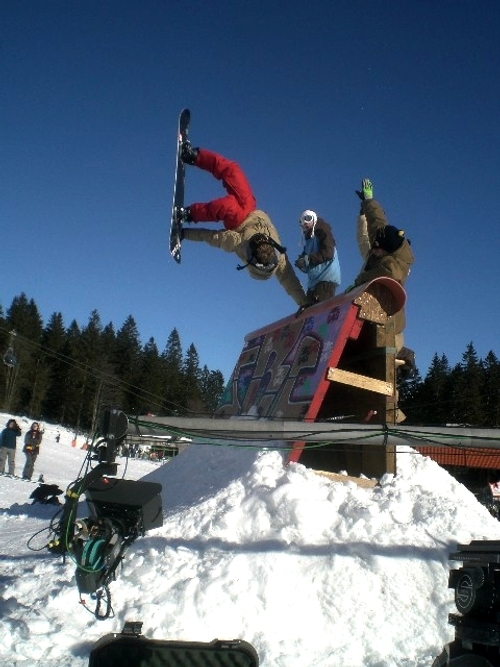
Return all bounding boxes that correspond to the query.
[417,447,500,470]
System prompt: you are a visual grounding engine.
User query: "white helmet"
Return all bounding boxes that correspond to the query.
[299,209,317,230]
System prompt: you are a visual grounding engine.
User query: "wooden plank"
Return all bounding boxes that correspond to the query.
[326,367,394,395]
[314,470,378,488]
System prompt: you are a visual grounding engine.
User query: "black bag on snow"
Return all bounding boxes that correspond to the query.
[89,630,259,667]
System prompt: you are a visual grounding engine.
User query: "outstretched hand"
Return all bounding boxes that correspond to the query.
[355,178,373,201]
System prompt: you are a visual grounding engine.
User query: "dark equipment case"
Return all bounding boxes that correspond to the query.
[89,621,259,667]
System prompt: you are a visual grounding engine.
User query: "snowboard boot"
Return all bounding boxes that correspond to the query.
[180,141,199,165]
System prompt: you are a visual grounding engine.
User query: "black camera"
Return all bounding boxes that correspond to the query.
[433,541,500,667]
[75,477,163,596]
[45,407,164,619]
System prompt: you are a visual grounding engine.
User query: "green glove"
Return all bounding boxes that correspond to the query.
[355,178,373,201]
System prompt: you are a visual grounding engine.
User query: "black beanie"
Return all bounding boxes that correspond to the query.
[373,225,405,253]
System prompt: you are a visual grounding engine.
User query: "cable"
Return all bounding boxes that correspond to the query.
[0,323,196,417]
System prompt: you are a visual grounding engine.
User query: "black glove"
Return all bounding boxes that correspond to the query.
[175,206,193,223]
[181,141,199,165]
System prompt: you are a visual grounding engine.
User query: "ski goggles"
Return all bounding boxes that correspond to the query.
[299,210,317,229]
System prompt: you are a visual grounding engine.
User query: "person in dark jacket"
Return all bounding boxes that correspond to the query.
[295,209,341,303]
[353,178,416,423]
[175,143,309,308]
[354,178,414,349]
[22,421,43,480]
[0,419,22,476]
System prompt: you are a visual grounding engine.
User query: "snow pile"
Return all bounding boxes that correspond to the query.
[1,412,500,667]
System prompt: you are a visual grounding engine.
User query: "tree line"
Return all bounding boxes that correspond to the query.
[0,293,225,434]
[399,342,500,427]
[1,294,499,433]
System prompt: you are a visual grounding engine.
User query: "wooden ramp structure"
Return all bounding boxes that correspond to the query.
[213,277,406,479]
[134,277,417,480]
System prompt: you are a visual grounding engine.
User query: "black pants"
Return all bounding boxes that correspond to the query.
[22,451,38,480]
[307,281,336,303]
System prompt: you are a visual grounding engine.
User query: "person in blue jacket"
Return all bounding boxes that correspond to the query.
[0,418,22,476]
[294,210,341,303]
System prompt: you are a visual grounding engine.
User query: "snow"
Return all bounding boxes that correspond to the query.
[1,412,500,667]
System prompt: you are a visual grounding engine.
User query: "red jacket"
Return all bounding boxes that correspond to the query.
[188,149,257,230]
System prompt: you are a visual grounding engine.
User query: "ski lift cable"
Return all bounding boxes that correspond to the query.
[0,324,189,415]
[131,416,500,452]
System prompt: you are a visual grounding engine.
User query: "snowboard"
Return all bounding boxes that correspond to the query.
[169,108,191,263]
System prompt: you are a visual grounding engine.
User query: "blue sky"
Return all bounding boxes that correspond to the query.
[2,0,500,384]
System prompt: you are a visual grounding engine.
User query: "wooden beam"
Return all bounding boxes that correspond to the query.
[326,367,394,395]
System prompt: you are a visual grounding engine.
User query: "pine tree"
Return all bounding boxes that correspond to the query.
[113,315,142,414]
[98,322,122,409]
[161,328,184,415]
[79,310,113,432]
[5,294,44,414]
[414,353,452,424]
[199,366,225,414]
[453,342,484,425]
[61,320,86,431]
[482,351,500,427]
[182,343,203,413]
[398,368,423,422]
[40,312,68,422]
[136,337,165,415]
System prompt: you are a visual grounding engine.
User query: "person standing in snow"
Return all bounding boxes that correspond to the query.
[0,418,22,476]
[175,143,309,309]
[22,421,43,481]
[294,209,341,303]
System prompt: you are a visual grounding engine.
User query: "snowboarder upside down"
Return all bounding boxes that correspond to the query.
[175,144,309,308]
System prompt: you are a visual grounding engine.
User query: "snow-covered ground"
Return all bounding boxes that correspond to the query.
[1,411,500,667]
